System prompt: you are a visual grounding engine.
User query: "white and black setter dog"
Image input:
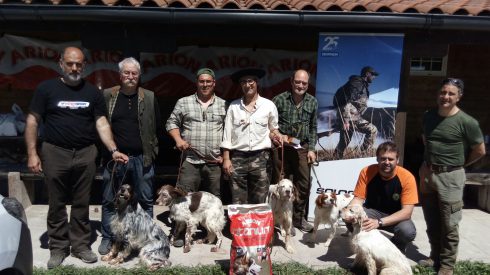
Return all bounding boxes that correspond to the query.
[156,185,226,253]
[101,184,171,270]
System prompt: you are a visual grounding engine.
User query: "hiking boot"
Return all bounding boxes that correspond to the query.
[47,250,68,269]
[294,218,314,233]
[438,267,453,275]
[71,249,98,263]
[418,258,436,268]
[173,239,184,248]
[98,238,112,255]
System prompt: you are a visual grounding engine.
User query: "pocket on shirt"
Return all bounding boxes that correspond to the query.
[254,117,269,137]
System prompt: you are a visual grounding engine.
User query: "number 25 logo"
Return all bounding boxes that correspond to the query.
[322,36,339,51]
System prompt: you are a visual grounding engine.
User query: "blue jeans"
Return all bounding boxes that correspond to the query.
[101,154,154,240]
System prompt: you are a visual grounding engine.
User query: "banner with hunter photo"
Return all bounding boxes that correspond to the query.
[308,33,404,219]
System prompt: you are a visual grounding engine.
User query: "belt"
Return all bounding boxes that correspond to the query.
[47,142,91,151]
[428,163,464,173]
[232,149,268,156]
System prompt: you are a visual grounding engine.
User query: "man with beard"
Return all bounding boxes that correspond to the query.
[333,66,378,159]
[343,141,418,253]
[272,69,318,235]
[25,47,128,269]
[221,68,282,204]
[98,57,162,255]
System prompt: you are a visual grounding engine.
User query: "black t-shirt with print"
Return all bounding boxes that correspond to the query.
[29,78,107,149]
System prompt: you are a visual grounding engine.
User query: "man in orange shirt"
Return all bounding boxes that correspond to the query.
[344,141,418,253]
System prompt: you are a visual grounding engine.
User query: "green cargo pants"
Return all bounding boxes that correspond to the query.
[420,167,465,270]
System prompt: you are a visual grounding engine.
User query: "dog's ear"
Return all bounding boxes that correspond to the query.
[189,192,202,213]
[272,185,280,199]
[173,186,188,197]
[315,193,325,207]
[292,185,299,202]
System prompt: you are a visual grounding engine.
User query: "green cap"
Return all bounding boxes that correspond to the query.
[196,68,215,79]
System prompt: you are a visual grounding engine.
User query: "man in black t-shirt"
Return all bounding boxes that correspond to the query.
[25,47,128,269]
[98,57,162,255]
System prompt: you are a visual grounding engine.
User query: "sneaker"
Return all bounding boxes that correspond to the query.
[173,239,184,248]
[47,250,68,269]
[71,250,98,263]
[294,218,314,233]
[98,238,112,255]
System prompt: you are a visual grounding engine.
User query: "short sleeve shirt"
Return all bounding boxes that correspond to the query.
[423,109,483,166]
[353,165,418,214]
[29,78,106,149]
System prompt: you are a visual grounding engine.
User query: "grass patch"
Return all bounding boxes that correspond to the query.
[34,261,490,275]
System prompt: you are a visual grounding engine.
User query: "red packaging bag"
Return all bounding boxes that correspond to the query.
[228,203,274,275]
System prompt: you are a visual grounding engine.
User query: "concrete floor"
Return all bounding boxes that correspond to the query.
[26,205,490,270]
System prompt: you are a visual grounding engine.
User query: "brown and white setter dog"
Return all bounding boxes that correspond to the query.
[156,185,226,253]
[101,184,171,270]
[308,192,353,246]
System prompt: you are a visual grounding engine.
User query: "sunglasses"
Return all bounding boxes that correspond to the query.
[442,78,464,92]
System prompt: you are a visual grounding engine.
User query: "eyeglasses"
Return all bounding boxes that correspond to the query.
[293,80,308,86]
[442,78,464,92]
[122,71,140,77]
[63,61,84,68]
[240,79,256,85]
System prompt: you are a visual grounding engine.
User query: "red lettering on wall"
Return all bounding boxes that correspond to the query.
[11,50,25,66]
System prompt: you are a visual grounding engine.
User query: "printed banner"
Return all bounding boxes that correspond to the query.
[308,33,404,219]
[0,34,317,100]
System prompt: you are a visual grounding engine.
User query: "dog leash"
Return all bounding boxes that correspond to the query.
[310,161,323,189]
[104,157,132,203]
[187,145,223,164]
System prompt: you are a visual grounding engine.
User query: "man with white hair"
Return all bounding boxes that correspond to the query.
[98,57,162,255]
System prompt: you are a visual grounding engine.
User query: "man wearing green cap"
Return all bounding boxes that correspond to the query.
[166,68,226,198]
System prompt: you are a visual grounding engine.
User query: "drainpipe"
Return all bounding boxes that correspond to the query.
[1,5,490,32]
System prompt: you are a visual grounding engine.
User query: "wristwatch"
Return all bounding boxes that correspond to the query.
[378,218,384,227]
[110,148,119,154]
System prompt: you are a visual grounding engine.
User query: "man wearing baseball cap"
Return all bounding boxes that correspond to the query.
[332,66,379,159]
[166,67,226,199]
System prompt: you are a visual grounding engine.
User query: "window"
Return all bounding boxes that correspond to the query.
[410,56,447,76]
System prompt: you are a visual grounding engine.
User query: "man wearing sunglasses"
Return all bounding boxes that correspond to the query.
[272,69,318,235]
[419,78,485,275]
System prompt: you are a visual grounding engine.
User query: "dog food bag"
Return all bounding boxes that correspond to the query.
[228,203,274,275]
